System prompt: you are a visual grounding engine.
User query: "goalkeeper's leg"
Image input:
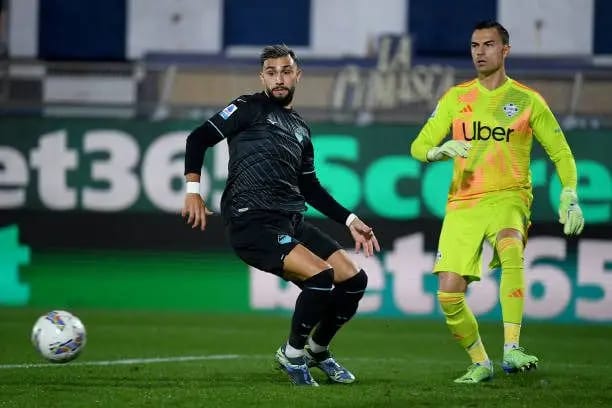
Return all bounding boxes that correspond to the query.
[438,272,493,383]
[497,229,539,373]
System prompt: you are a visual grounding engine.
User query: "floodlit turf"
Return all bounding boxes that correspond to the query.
[1,308,611,407]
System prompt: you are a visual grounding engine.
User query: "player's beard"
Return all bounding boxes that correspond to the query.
[267,86,295,107]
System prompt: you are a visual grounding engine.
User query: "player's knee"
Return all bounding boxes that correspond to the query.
[303,268,334,291]
[437,291,465,316]
[337,269,367,293]
[496,237,523,269]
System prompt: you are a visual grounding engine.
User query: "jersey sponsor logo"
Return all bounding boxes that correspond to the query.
[219,103,238,120]
[503,103,519,118]
[461,121,514,142]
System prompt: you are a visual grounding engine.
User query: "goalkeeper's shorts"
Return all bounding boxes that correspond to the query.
[433,192,531,281]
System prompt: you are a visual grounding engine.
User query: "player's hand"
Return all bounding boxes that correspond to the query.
[181,193,213,231]
[426,140,471,161]
[558,188,584,236]
[348,216,381,257]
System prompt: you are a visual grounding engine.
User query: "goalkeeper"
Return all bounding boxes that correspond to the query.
[410,20,584,384]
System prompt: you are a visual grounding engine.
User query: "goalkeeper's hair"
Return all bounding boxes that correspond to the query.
[259,44,299,67]
[474,20,510,45]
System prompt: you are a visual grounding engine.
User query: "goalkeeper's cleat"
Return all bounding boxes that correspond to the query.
[502,347,539,373]
[304,345,356,384]
[453,362,494,384]
[275,345,319,386]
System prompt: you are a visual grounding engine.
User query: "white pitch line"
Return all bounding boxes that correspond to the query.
[0,354,240,369]
[1,353,607,370]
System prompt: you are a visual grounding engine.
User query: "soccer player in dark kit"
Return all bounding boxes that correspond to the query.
[181,44,380,386]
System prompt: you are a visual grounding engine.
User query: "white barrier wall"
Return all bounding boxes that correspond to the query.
[498,0,594,56]
[310,0,407,57]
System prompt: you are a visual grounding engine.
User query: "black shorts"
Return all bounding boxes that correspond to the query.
[226,210,342,277]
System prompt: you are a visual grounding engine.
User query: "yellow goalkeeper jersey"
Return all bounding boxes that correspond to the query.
[411,77,577,206]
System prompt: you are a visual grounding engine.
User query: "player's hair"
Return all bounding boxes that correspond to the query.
[474,20,510,45]
[259,44,299,67]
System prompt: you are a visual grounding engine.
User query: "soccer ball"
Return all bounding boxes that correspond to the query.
[31,310,87,363]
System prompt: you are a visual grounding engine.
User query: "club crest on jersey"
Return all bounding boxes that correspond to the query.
[219,103,237,120]
[294,127,308,143]
[502,103,519,118]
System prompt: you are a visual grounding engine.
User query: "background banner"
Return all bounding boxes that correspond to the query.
[1,118,610,322]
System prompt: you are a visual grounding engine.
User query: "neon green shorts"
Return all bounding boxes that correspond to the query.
[433,192,531,281]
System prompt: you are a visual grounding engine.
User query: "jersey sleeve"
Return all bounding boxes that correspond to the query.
[410,90,455,162]
[301,136,315,175]
[184,95,262,175]
[207,95,262,139]
[530,94,578,189]
[298,136,351,224]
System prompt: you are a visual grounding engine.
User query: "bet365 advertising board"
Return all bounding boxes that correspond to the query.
[1,117,610,322]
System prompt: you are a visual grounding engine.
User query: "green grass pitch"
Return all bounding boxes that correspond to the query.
[1,308,611,407]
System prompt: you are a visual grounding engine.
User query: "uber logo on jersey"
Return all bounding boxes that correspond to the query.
[462,121,514,142]
[219,103,237,120]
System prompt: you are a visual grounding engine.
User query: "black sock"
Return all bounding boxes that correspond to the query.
[311,270,368,347]
[288,268,334,349]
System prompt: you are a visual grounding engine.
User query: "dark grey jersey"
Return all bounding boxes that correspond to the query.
[207,92,315,219]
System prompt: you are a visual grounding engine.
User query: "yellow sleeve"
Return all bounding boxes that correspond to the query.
[410,90,454,162]
[531,94,577,189]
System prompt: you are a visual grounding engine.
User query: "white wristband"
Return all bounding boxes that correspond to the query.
[345,213,357,227]
[186,181,200,194]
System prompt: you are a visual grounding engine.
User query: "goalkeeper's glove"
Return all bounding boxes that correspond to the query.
[558,187,585,236]
[426,140,471,162]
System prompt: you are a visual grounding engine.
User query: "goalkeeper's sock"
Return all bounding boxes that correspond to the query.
[467,337,491,367]
[498,236,525,330]
[438,291,488,364]
[503,322,521,353]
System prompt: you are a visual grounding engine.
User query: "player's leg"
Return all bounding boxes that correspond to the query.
[435,208,493,383]
[488,198,538,373]
[228,211,331,386]
[274,244,336,386]
[298,221,366,383]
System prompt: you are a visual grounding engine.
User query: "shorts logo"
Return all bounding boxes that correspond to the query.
[503,103,519,118]
[219,103,237,120]
[278,234,293,245]
[435,251,442,263]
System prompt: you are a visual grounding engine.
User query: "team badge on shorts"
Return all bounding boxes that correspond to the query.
[502,103,519,118]
[278,234,294,245]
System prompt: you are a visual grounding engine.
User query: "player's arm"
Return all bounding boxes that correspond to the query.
[531,96,584,235]
[410,90,470,162]
[182,97,258,230]
[299,140,380,256]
